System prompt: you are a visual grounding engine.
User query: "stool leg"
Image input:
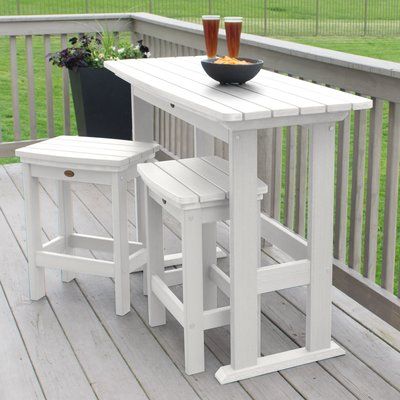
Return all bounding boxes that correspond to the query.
[22,164,45,300]
[145,189,166,326]
[135,176,147,295]
[58,181,75,283]
[112,172,130,316]
[202,222,217,310]
[182,209,204,375]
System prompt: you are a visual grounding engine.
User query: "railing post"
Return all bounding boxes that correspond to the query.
[315,0,320,36]
[149,0,153,13]
[382,102,400,293]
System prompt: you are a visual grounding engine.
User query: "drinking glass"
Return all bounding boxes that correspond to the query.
[224,17,243,58]
[202,15,220,58]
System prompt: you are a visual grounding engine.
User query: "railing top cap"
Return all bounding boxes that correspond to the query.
[132,12,400,80]
[1,11,399,80]
[0,12,132,23]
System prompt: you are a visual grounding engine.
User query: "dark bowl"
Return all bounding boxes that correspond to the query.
[201,57,264,85]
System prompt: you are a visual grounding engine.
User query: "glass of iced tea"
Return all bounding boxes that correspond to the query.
[224,17,243,58]
[202,15,220,58]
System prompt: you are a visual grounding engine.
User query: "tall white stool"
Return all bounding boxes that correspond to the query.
[138,156,267,374]
[16,135,160,316]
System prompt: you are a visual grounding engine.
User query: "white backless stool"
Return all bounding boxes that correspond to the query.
[16,135,159,316]
[137,156,268,374]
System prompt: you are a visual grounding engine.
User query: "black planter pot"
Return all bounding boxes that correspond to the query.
[68,67,132,140]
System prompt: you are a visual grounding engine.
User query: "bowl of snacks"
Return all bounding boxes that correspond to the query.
[201,56,264,85]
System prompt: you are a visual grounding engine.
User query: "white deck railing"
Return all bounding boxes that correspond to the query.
[0,12,399,329]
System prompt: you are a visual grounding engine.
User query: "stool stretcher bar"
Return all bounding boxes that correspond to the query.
[36,251,115,277]
[163,247,226,268]
[152,275,184,325]
[151,275,231,330]
[44,234,226,275]
[68,233,142,254]
[215,341,345,384]
[209,260,311,297]
[42,236,65,253]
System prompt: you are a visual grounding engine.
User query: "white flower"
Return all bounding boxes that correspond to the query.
[118,48,125,54]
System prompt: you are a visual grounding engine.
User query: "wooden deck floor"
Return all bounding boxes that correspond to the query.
[1,162,400,400]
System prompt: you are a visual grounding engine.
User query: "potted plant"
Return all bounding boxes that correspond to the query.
[49,34,150,140]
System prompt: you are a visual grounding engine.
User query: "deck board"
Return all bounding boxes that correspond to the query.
[1,163,400,400]
[0,283,44,400]
[0,165,97,400]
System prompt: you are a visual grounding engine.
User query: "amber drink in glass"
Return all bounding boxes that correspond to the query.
[224,17,243,58]
[202,15,220,58]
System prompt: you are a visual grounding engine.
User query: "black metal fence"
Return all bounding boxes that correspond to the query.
[0,0,399,36]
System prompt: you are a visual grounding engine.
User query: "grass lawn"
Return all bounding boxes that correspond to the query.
[0,29,399,292]
[1,0,399,35]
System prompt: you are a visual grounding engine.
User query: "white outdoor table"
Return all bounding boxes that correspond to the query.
[105,56,372,383]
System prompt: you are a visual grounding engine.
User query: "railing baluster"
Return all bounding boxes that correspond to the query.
[187,120,194,157]
[61,34,70,135]
[382,102,400,293]
[364,98,384,279]
[25,35,37,139]
[294,125,308,236]
[113,31,119,46]
[215,139,223,158]
[258,129,274,215]
[334,114,351,262]
[284,126,296,229]
[130,31,138,45]
[170,113,176,155]
[175,117,182,157]
[154,106,160,144]
[222,141,228,160]
[176,44,184,157]
[349,109,367,272]
[181,45,190,157]
[10,35,21,141]
[164,42,172,153]
[272,127,283,220]
[43,34,55,137]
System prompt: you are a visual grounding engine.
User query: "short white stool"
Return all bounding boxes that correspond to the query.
[16,135,160,316]
[138,156,268,374]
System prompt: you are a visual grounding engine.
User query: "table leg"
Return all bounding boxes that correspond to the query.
[131,88,154,142]
[306,122,335,351]
[215,124,345,384]
[132,90,155,284]
[228,129,259,369]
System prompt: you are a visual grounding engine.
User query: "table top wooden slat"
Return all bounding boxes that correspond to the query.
[105,57,373,123]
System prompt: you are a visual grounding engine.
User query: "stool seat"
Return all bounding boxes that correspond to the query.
[137,156,268,207]
[16,136,159,169]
